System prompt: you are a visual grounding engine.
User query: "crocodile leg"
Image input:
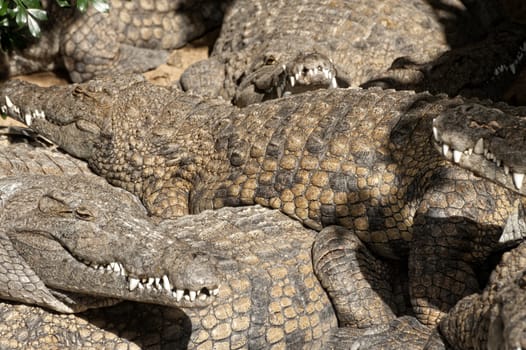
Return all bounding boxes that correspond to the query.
[312,226,398,328]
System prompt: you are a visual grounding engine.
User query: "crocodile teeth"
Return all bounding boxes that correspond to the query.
[162,275,171,291]
[504,165,510,175]
[24,112,32,126]
[289,76,295,87]
[513,172,524,191]
[175,289,184,301]
[1,105,7,114]
[145,277,155,288]
[432,126,439,141]
[453,150,462,163]
[472,138,483,154]
[442,144,450,157]
[212,288,219,296]
[5,96,13,108]
[510,63,516,75]
[128,278,140,291]
[189,290,197,301]
[330,76,337,88]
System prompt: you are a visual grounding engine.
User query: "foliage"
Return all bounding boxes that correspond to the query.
[0,0,109,49]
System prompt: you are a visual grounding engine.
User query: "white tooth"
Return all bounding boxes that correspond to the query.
[432,126,439,141]
[496,159,501,167]
[119,263,126,276]
[129,278,140,291]
[494,67,499,76]
[289,75,295,87]
[184,294,190,301]
[138,283,144,290]
[1,105,7,114]
[196,290,201,296]
[467,148,473,155]
[442,144,449,156]
[110,262,120,273]
[154,277,162,289]
[146,278,154,288]
[473,137,484,154]
[24,112,32,126]
[189,290,196,301]
[453,150,462,163]
[295,73,300,80]
[199,293,207,301]
[276,85,282,97]
[282,64,286,71]
[5,96,13,108]
[105,265,112,271]
[510,64,516,75]
[175,289,184,301]
[330,76,337,88]
[504,165,510,175]
[513,172,524,190]
[212,288,219,296]
[98,266,105,271]
[162,275,171,291]
[92,264,99,269]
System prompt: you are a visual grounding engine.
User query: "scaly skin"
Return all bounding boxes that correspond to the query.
[0,0,224,82]
[440,232,526,350]
[432,102,526,194]
[180,0,454,104]
[364,22,526,104]
[0,75,521,332]
[0,142,220,312]
[0,141,339,348]
[433,102,526,349]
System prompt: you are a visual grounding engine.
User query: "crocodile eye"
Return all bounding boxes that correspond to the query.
[75,207,95,221]
[317,65,323,71]
[265,56,276,65]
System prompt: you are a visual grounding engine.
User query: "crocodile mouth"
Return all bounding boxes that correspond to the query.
[273,64,338,98]
[432,117,526,194]
[78,258,220,303]
[492,41,526,78]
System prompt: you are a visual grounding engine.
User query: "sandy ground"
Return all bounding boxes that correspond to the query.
[0,30,215,128]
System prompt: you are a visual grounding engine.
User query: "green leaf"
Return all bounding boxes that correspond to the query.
[0,1,7,17]
[21,0,41,8]
[76,0,88,12]
[27,8,47,21]
[55,0,71,7]
[15,8,27,27]
[92,0,109,13]
[26,11,40,37]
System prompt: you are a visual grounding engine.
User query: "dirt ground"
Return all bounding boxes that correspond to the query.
[0,30,215,128]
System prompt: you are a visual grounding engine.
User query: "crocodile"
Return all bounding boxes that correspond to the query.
[431,102,526,195]
[0,142,220,313]
[2,75,524,332]
[0,140,339,348]
[363,21,526,105]
[0,0,225,83]
[431,102,526,349]
[179,0,459,105]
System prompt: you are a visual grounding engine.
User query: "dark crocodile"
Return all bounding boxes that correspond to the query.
[0,0,224,82]
[363,22,526,105]
[1,75,523,333]
[179,0,456,105]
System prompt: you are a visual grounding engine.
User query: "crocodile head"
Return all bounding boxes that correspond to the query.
[1,175,220,311]
[234,50,348,107]
[0,75,162,160]
[432,103,526,194]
